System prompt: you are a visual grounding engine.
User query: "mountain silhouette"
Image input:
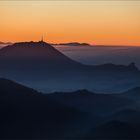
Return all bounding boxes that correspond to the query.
[0,78,37,96]
[1,78,140,139]
[0,41,80,67]
[88,120,140,139]
[0,41,140,93]
[48,89,131,117]
[0,41,4,44]
[0,78,89,139]
[123,87,140,96]
[120,86,140,100]
[53,42,91,46]
[0,41,12,44]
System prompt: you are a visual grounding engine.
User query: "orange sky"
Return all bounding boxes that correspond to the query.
[0,1,140,46]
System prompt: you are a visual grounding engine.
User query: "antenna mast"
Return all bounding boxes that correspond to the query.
[41,34,44,42]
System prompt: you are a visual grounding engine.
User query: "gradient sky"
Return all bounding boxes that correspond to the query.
[0,1,140,46]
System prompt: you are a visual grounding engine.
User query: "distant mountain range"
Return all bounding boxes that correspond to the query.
[0,41,140,93]
[0,41,11,44]
[0,42,13,48]
[52,42,91,46]
[52,43,140,48]
[1,78,140,139]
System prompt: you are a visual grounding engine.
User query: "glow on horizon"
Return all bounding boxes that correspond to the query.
[0,1,140,46]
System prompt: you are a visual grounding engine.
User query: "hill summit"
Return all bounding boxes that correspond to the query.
[0,41,80,67]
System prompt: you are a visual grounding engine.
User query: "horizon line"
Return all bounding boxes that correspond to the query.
[1,40,140,47]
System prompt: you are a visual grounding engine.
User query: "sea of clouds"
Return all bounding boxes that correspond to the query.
[54,45,140,69]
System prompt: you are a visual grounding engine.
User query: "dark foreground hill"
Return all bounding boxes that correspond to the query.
[0,41,140,93]
[1,78,140,139]
[88,120,140,139]
[0,78,90,139]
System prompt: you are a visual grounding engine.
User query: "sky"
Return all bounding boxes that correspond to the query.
[0,1,140,46]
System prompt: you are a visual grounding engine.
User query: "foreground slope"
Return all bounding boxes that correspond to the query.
[0,78,90,139]
[1,79,140,139]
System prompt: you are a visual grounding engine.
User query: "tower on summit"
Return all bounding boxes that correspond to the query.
[41,34,44,42]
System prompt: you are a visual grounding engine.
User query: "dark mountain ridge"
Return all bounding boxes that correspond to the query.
[123,87,140,95]
[53,42,91,46]
[0,78,38,97]
[0,41,80,66]
[1,41,138,71]
[0,41,140,93]
[1,78,140,139]
[0,78,89,139]
[0,41,12,44]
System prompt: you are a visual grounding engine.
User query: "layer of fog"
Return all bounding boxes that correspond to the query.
[54,45,140,69]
